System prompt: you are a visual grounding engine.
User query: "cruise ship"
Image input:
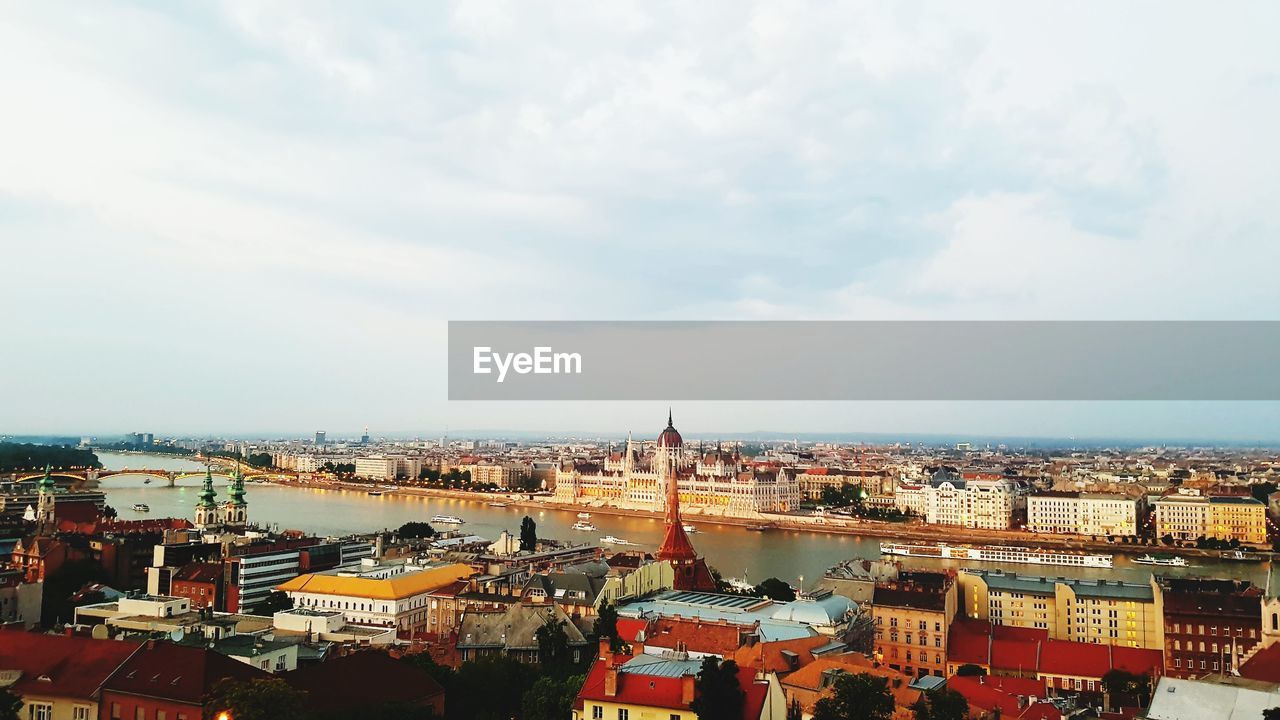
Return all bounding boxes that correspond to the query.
[430,514,465,525]
[880,541,1113,568]
[572,521,598,531]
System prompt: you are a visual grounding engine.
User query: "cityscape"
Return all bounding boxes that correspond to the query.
[2,415,1280,720]
[4,3,1280,720]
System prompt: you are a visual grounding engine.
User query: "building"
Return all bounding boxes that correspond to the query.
[652,424,717,592]
[896,470,1016,529]
[191,467,249,531]
[1154,492,1268,546]
[958,570,1164,649]
[872,570,958,679]
[276,560,475,632]
[1146,676,1280,720]
[573,643,785,720]
[286,651,446,718]
[315,430,326,445]
[553,413,802,517]
[0,633,140,720]
[618,589,857,641]
[1026,492,1141,536]
[1156,577,1262,677]
[779,653,923,720]
[456,598,590,664]
[168,561,222,609]
[100,640,269,720]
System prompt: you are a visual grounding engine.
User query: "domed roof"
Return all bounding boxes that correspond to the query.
[657,409,683,448]
[769,592,856,625]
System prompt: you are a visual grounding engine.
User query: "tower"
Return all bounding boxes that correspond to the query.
[35,464,57,535]
[223,465,248,528]
[655,408,684,481]
[654,413,716,592]
[194,468,221,530]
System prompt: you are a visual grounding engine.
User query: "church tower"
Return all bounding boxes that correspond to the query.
[654,414,716,592]
[194,468,221,530]
[223,466,248,528]
[36,464,57,535]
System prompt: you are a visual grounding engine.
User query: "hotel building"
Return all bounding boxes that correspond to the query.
[1027,492,1141,537]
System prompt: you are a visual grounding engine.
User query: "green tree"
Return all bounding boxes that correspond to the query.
[913,688,969,720]
[447,656,539,720]
[522,674,586,720]
[594,601,625,651]
[1263,708,1280,720]
[536,617,576,676]
[204,677,310,720]
[689,656,744,720]
[1101,669,1151,710]
[955,664,986,677]
[0,686,21,720]
[253,590,293,615]
[246,452,273,469]
[398,521,437,538]
[754,577,797,601]
[813,673,894,720]
[520,516,538,552]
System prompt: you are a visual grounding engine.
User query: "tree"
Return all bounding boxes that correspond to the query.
[254,591,294,615]
[40,558,109,628]
[520,516,538,552]
[1263,708,1280,720]
[913,688,969,720]
[1101,669,1152,710]
[205,677,309,720]
[522,674,586,720]
[754,577,797,601]
[955,663,986,677]
[594,601,625,651]
[101,504,119,519]
[0,687,21,720]
[813,673,894,720]
[398,521,437,538]
[536,617,573,676]
[446,656,539,720]
[246,452,273,469]
[689,656,745,720]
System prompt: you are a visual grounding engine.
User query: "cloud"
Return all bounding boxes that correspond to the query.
[0,1,1277,434]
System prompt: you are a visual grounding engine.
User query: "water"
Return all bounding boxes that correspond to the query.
[95,453,1268,588]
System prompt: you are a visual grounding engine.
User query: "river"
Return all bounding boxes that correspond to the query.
[93,452,1269,588]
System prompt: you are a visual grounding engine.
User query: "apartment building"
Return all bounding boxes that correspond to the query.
[1156,577,1263,678]
[1027,492,1141,536]
[958,570,1164,649]
[1155,492,1268,545]
[895,471,1015,529]
[872,570,958,679]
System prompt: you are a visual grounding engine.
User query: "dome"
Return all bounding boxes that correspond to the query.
[657,409,683,448]
[769,592,856,626]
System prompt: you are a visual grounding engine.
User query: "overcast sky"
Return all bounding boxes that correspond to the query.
[2,2,1279,441]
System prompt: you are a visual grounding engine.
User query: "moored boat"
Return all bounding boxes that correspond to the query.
[1133,554,1188,567]
[431,514,465,524]
[131,503,150,512]
[572,521,598,531]
[879,541,1113,569]
[600,535,634,545]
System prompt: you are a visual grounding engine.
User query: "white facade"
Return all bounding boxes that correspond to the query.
[899,474,1015,529]
[1027,493,1140,536]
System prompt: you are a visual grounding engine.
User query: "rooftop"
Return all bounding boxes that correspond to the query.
[276,562,474,600]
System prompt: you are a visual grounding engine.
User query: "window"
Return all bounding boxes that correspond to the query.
[135,708,146,720]
[27,703,53,720]
[592,706,603,720]
[110,704,122,720]
[618,710,629,720]
[157,714,166,720]
[73,708,92,720]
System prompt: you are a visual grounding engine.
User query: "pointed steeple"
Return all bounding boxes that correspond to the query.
[197,468,218,507]
[656,463,696,562]
[227,465,246,505]
[38,464,56,492]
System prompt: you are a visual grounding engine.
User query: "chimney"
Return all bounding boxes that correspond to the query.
[632,635,644,656]
[604,667,619,698]
[599,636,612,659]
[681,674,695,705]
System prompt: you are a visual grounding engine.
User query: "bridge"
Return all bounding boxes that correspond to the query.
[9,468,278,488]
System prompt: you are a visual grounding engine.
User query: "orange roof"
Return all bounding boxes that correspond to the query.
[734,635,831,674]
[277,563,475,600]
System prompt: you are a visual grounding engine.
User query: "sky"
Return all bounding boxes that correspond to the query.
[2,2,1279,441]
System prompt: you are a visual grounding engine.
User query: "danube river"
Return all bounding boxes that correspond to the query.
[94,452,1268,588]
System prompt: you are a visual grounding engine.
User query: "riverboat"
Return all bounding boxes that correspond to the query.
[431,515,465,525]
[1133,554,1188,567]
[879,541,1113,568]
[572,521,598,531]
[131,503,150,512]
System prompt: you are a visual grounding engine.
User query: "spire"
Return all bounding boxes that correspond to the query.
[38,464,57,492]
[668,407,673,428]
[197,467,218,507]
[656,463,696,562]
[228,465,246,505]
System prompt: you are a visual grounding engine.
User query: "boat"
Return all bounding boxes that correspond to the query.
[142,478,152,484]
[131,504,150,512]
[367,491,382,496]
[572,521,598,531]
[745,525,769,532]
[1220,549,1264,562]
[431,515,465,525]
[577,512,592,519]
[880,541,1114,569]
[488,502,509,508]
[600,535,635,545]
[683,524,698,533]
[723,575,754,592]
[1133,554,1188,567]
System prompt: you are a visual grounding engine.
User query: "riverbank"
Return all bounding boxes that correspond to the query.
[256,478,1272,562]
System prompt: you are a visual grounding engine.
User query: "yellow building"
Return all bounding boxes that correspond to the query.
[872,571,958,679]
[958,570,1164,650]
[1155,494,1268,546]
[277,561,475,632]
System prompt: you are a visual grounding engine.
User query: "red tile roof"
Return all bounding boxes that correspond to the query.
[576,653,768,720]
[1037,640,1110,677]
[1239,643,1280,683]
[0,632,140,700]
[286,651,445,711]
[103,641,268,705]
[643,617,744,656]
